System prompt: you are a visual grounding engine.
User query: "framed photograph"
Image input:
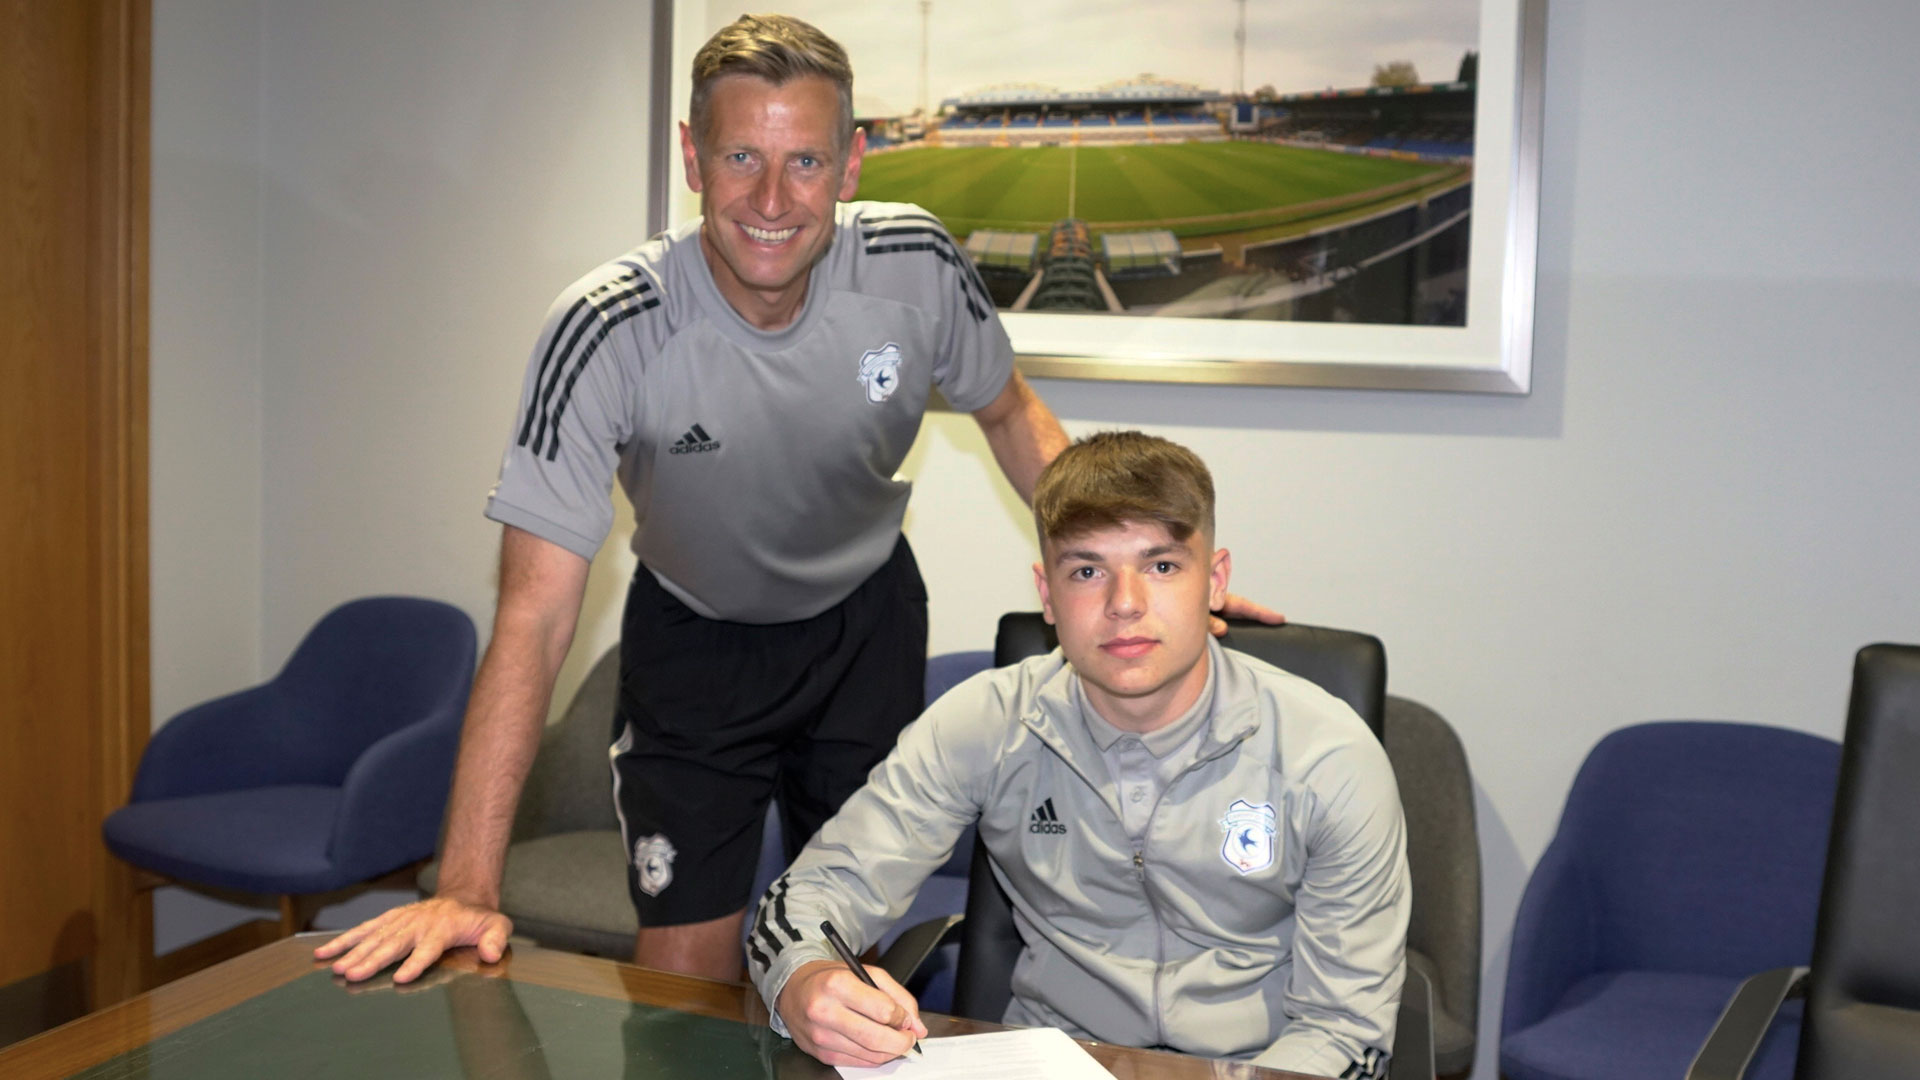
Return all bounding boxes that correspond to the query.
[649,0,1544,393]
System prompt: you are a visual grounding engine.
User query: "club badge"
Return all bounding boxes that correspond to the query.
[1219,799,1277,874]
[634,833,677,896]
[856,343,905,403]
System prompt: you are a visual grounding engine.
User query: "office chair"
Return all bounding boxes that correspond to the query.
[421,647,997,960]
[420,644,632,957]
[1687,643,1920,1080]
[104,596,476,981]
[1500,721,1842,1080]
[883,615,1439,1078]
[1383,695,1482,1077]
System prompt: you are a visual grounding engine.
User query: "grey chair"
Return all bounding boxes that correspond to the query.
[420,646,998,960]
[419,645,634,957]
[1383,696,1481,1077]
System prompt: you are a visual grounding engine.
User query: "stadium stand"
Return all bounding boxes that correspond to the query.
[936,77,1227,147]
[1261,81,1475,161]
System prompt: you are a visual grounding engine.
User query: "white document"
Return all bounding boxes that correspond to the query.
[834,1028,1116,1079]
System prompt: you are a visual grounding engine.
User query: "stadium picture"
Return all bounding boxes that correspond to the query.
[717,0,1481,326]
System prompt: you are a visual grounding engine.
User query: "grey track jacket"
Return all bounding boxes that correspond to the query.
[748,639,1409,1077]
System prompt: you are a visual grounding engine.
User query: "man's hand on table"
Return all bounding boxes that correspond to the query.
[776,958,928,1067]
[1212,591,1286,637]
[313,896,512,984]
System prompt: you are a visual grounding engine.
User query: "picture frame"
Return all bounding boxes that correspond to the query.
[648,0,1545,394]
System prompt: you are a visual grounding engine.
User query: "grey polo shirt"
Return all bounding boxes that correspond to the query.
[1081,655,1217,843]
[485,201,1014,623]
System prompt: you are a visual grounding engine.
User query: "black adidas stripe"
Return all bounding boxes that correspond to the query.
[867,240,991,323]
[863,219,995,322]
[753,876,789,960]
[690,423,712,442]
[516,268,642,446]
[540,294,659,460]
[865,225,993,297]
[1339,1047,1387,1079]
[746,924,772,971]
[859,210,947,232]
[863,224,992,300]
[771,877,801,943]
[520,274,657,456]
[530,277,654,453]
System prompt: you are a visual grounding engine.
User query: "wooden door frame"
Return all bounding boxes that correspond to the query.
[85,0,153,1009]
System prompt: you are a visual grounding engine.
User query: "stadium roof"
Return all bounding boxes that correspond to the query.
[1274,80,1471,104]
[944,76,1226,110]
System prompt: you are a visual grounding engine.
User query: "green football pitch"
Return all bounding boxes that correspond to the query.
[854,140,1456,240]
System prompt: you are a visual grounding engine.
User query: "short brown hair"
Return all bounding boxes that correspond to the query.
[689,14,854,152]
[1032,431,1215,550]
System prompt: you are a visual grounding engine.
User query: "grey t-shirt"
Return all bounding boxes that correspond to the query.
[486,201,1014,622]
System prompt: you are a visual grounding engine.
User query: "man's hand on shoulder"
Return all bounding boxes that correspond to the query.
[776,958,928,1067]
[1212,591,1286,637]
[312,896,512,984]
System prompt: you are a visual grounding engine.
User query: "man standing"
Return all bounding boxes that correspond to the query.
[754,433,1404,1078]
[318,16,1269,985]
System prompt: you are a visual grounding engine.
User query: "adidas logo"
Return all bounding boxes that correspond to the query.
[668,423,720,455]
[1028,798,1067,835]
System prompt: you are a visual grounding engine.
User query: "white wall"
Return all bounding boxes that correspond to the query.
[151,0,264,729]
[253,0,654,692]
[150,0,1920,1072]
[149,0,270,954]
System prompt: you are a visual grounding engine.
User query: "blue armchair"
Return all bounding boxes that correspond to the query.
[104,596,476,972]
[1500,721,1842,1080]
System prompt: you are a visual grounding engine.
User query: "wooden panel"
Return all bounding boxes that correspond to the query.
[0,0,150,1000]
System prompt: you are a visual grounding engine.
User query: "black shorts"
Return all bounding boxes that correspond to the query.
[610,536,929,926]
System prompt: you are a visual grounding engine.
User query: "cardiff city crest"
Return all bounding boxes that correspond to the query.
[1219,799,1277,874]
[634,833,677,896]
[856,342,905,403]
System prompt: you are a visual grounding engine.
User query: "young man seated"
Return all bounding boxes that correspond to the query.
[747,431,1408,1078]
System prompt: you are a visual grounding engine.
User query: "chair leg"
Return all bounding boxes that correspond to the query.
[277,895,300,937]
[93,867,159,1004]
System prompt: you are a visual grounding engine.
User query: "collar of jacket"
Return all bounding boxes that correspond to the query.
[1018,636,1264,774]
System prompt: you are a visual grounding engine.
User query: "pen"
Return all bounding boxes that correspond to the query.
[820,919,924,1058]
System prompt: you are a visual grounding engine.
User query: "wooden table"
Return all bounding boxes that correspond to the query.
[0,935,1320,1079]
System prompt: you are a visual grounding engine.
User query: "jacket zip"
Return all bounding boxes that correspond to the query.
[1135,729,1253,1048]
[1024,697,1257,1048]
[1133,838,1166,1045]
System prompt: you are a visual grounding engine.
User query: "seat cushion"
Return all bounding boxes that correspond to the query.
[428,831,640,958]
[1502,970,1802,1080]
[102,785,343,894]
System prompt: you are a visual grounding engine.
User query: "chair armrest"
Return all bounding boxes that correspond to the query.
[1684,966,1808,1080]
[1500,839,1597,1036]
[1390,965,1437,1080]
[132,685,297,800]
[328,713,463,881]
[877,914,966,988]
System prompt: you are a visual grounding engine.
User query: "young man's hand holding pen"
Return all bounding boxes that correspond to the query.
[771,921,929,1067]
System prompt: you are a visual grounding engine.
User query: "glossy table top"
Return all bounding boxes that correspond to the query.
[0,936,1318,1079]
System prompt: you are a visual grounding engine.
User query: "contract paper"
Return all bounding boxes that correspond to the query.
[834,1027,1116,1079]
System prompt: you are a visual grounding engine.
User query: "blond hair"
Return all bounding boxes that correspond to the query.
[689,14,854,152]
